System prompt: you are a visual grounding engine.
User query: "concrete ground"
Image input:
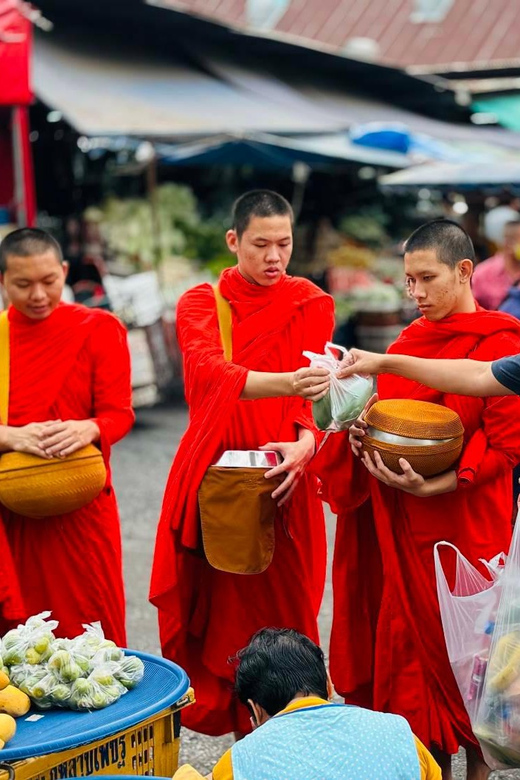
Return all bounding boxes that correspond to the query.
[112,403,519,778]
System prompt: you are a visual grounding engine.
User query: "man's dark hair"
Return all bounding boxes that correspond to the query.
[404,219,475,268]
[234,628,328,717]
[0,228,63,273]
[232,190,293,239]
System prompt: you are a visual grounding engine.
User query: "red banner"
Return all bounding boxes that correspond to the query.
[0,0,32,106]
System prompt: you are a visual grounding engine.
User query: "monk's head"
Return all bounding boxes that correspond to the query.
[403,219,475,322]
[0,228,69,320]
[226,190,294,287]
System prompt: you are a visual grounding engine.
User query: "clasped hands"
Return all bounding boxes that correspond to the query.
[6,419,100,459]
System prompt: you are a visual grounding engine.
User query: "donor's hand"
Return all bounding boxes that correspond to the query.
[260,431,315,507]
[337,349,386,379]
[39,419,101,458]
[349,393,378,457]
[292,367,330,401]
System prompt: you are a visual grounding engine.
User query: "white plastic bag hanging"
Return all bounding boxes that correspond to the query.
[303,342,373,432]
[434,542,505,725]
[473,513,520,769]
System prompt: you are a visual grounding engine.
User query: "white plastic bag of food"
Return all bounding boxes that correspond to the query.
[473,513,520,768]
[303,342,373,432]
[434,542,505,725]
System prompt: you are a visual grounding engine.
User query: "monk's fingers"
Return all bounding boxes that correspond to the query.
[361,393,379,420]
[276,477,299,507]
[55,441,83,458]
[39,423,69,440]
[396,459,424,487]
[372,451,400,481]
[271,471,295,502]
[304,381,330,399]
[307,386,330,402]
[45,436,76,456]
[40,431,72,448]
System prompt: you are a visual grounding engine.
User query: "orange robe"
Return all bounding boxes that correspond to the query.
[317,309,520,754]
[150,266,334,736]
[0,303,134,645]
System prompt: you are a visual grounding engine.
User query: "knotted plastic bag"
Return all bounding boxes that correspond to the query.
[303,342,373,432]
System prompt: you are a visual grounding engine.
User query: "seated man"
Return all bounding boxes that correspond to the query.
[174,628,440,780]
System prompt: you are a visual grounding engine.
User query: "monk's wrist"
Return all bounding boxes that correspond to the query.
[0,425,13,452]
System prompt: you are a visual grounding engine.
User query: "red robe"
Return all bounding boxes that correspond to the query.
[317,309,520,754]
[149,266,334,736]
[0,303,134,645]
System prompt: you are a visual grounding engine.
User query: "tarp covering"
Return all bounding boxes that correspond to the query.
[380,161,520,190]
[472,95,520,133]
[32,30,520,166]
[0,0,32,105]
[156,132,411,169]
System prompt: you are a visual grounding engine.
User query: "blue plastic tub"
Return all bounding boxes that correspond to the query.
[0,650,189,762]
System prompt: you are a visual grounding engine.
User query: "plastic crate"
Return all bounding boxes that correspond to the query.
[0,651,194,780]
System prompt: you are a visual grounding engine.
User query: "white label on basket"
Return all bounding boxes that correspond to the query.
[25,714,45,722]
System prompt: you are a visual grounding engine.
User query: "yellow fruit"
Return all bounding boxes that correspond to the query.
[0,685,31,717]
[0,738,4,750]
[0,671,9,691]
[0,714,16,743]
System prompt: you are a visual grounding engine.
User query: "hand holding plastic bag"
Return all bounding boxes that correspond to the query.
[303,342,373,432]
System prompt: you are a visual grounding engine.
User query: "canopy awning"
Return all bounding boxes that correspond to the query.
[155,132,411,169]
[379,161,520,190]
[472,95,520,132]
[32,29,520,167]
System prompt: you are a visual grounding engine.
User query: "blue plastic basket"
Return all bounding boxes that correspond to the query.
[0,650,189,762]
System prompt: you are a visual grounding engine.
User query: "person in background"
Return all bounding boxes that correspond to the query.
[175,628,441,780]
[0,228,134,643]
[306,219,520,780]
[472,219,520,310]
[149,191,334,737]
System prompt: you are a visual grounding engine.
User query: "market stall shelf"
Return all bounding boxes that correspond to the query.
[0,651,192,780]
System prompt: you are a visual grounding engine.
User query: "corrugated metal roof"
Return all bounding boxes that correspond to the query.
[156,0,520,72]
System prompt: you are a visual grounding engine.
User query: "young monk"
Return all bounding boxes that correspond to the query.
[307,219,520,780]
[149,190,334,736]
[0,228,134,644]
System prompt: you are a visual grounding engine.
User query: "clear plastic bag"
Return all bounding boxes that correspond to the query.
[434,542,505,725]
[0,611,58,667]
[303,342,373,432]
[473,514,520,768]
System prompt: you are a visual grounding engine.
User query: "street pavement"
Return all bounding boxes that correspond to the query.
[112,403,518,778]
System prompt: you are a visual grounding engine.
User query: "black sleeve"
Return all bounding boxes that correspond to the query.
[491,354,520,395]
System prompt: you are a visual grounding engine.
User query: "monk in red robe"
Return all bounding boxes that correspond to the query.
[149,190,334,736]
[0,228,134,645]
[310,220,520,780]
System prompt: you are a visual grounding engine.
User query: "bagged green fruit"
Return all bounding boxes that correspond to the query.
[304,343,373,432]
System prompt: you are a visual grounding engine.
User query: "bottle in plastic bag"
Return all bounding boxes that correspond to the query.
[303,342,373,432]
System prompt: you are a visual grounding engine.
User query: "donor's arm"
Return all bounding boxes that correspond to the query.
[338,350,516,398]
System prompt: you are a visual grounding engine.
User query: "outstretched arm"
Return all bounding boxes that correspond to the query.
[338,350,514,397]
